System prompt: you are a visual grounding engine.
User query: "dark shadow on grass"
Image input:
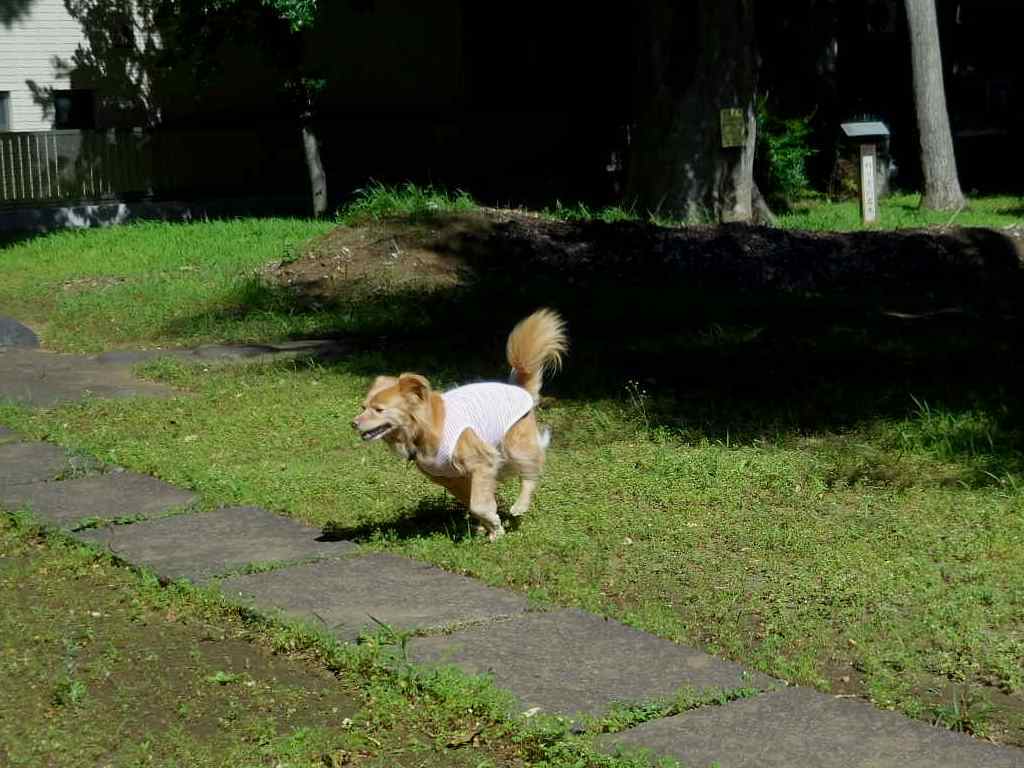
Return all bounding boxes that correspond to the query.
[322,496,478,544]
[0,230,46,249]
[161,217,1024,472]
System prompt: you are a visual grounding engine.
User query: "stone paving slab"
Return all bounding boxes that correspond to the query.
[407,608,778,718]
[0,441,89,489]
[0,426,20,444]
[93,339,350,367]
[0,471,197,528]
[0,348,176,407]
[75,506,356,583]
[219,552,530,641]
[601,687,1024,768]
[1,340,350,408]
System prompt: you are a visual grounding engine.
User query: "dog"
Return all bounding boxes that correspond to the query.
[352,308,568,540]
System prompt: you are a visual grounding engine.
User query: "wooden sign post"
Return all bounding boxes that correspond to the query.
[840,120,890,226]
[859,143,878,223]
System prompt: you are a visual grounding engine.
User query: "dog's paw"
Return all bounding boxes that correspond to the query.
[509,501,528,517]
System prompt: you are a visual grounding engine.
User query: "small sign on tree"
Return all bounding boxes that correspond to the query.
[720,108,747,148]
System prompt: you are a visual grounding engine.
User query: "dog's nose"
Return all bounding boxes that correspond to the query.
[351,418,360,430]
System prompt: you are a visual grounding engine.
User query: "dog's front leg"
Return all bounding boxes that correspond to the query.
[434,475,471,507]
[453,429,504,541]
[469,470,504,541]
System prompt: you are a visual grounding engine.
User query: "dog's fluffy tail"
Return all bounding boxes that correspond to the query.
[506,308,568,403]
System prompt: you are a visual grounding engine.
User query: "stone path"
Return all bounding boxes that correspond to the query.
[2,327,1023,767]
[0,315,349,408]
[0,346,177,406]
[77,506,358,584]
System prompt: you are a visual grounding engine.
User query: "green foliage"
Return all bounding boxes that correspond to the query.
[930,689,996,736]
[544,201,639,224]
[261,0,317,30]
[336,181,478,225]
[52,676,87,708]
[205,670,242,685]
[595,686,763,735]
[756,102,817,204]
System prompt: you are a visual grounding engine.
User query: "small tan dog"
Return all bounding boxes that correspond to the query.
[352,309,568,540]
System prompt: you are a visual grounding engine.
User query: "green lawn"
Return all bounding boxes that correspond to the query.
[0,219,335,352]
[776,193,1024,231]
[2,194,1023,747]
[546,192,1024,231]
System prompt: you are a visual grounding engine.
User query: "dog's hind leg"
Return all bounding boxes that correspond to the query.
[469,469,503,540]
[504,413,546,518]
[510,477,538,518]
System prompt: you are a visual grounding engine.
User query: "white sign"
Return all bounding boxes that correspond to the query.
[860,143,878,224]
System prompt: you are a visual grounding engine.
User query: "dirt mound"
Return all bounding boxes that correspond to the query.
[270,209,1024,314]
[271,214,491,298]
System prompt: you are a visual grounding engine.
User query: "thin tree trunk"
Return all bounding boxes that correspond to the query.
[626,0,761,224]
[904,0,964,211]
[301,121,327,218]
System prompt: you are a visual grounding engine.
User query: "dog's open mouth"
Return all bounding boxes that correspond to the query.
[360,423,395,441]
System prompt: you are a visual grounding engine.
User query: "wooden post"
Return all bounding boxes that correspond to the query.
[841,120,889,228]
[859,142,878,224]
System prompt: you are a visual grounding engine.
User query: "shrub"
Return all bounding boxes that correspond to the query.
[756,102,817,207]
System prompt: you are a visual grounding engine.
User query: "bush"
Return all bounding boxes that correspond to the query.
[756,103,817,207]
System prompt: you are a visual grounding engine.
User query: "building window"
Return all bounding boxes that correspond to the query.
[0,92,10,131]
[53,89,95,129]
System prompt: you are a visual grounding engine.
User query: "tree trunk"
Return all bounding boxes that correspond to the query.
[904,0,964,211]
[626,0,761,224]
[301,120,327,218]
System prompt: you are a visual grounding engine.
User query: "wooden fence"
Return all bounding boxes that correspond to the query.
[0,128,305,205]
[0,129,150,203]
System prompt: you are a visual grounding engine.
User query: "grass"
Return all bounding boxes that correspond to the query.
[0,515,671,768]
[333,181,1022,231]
[542,201,641,225]
[0,218,335,353]
[537,191,1024,232]
[337,180,479,226]
[1,184,1023,751]
[9,363,1020,725]
[776,193,1024,231]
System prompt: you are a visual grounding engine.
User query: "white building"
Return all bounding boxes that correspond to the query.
[0,0,93,132]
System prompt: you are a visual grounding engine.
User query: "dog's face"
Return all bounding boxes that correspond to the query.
[352,374,432,449]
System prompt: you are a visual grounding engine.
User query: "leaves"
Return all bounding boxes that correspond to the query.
[261,0,317,30]
[206,670,241,685]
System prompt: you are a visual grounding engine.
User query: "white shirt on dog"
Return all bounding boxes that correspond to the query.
[421,382,535,478]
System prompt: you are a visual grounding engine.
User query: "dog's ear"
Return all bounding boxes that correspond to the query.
[368,375,398,396]
[397,373,431,402]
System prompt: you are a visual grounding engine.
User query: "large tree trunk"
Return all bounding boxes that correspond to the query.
[904,0,964,211]
[626,0,760,224]
[301,120,327,218]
